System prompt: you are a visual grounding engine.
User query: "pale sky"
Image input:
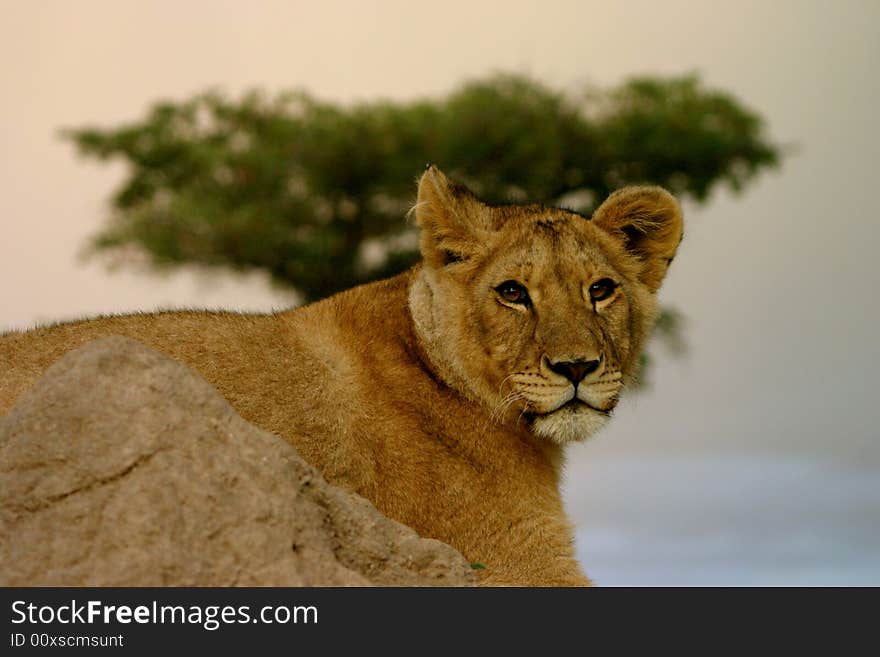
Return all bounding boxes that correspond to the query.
[2,0,878,583]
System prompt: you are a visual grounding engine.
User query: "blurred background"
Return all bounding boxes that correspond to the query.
[2,0,877,585]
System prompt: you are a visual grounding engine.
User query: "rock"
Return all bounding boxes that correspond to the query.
[0,336,475,586]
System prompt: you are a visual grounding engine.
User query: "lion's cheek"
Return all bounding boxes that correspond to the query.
[596,304,633,373]
[467,311,524,383]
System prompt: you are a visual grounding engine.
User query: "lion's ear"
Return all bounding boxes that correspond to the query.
[591,186,684,293]
[414,165,493,268]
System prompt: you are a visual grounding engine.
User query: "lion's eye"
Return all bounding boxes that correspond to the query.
[589,278,618,303]
[495,280,531,305]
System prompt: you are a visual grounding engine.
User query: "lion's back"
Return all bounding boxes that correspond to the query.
[0,310,286,415]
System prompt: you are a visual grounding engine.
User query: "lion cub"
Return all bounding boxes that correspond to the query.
[0,166,682,586]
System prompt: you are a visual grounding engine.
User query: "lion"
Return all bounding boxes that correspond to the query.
[0,166,683,586]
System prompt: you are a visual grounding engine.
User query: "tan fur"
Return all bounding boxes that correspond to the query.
[0,166,682,586]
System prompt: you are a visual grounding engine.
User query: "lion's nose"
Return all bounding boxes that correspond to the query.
[548,358,601,385]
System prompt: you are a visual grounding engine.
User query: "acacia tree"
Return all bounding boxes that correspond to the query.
[64,73,779,378]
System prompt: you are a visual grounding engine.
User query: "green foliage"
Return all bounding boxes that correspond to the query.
[64,73,778,300]
[63,73,780,378]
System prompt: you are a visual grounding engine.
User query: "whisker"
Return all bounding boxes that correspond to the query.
[483,394,518,434]
[488,390,524,425]
[496,373,520,396]
[499,392,525,419]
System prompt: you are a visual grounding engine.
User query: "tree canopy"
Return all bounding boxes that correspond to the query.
[64,73,780,379]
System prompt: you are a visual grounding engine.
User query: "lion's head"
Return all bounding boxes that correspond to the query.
[408,166,683,445]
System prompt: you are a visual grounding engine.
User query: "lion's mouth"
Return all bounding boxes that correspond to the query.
[526,398,612,421]
[565,399,611,415]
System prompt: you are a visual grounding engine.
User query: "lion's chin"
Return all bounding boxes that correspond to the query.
[530,403,610,445]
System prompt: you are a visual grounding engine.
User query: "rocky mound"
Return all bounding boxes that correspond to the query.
[0,336,474,586]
